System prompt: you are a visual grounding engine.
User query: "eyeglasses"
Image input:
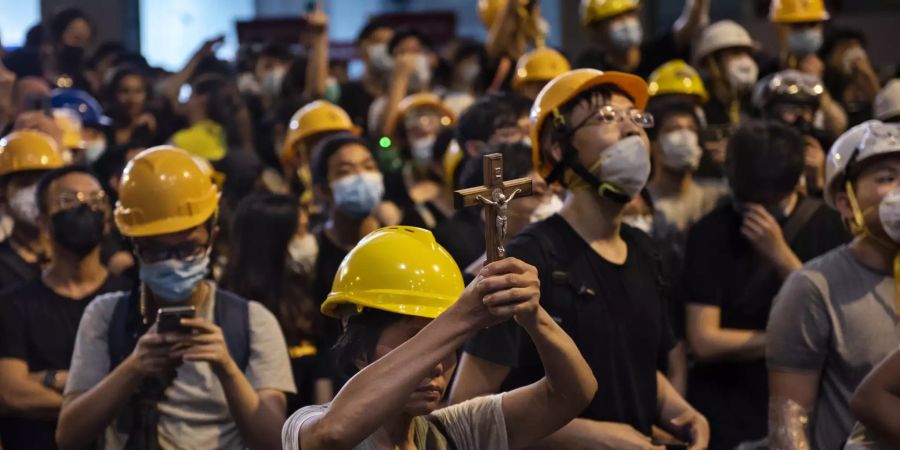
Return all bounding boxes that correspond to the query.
[588,105,655,129]
[134,242,210,264]
[55,190,109,212]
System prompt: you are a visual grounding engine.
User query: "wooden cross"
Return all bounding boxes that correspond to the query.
[454,153,534,263]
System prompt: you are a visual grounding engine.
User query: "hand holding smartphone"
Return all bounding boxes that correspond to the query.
[157,306,196,335]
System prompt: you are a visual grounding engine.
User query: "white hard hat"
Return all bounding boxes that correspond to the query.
[824,120,900,208]
[874,79,900,122]
[692,20,755,66]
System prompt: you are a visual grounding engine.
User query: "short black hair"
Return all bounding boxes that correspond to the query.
[35,165,97,216]
[458,141,533,189]
[333,309,407,377]
[456,95,519,148]
[726,120,805,204]
[646,97,701,141]
[49,7,93,45]
[388,28,433,55]
[311,133,375,188]
[356,16,391,44]
[259,43,291,61]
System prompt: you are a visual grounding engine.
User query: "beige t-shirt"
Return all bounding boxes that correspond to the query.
[65,282,296,450]
[649,181,727,234]
[282,394,508,450]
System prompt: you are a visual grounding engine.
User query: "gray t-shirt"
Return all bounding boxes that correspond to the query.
[282,394,508,450]
[767,245,900,450]
[65,282,296,450]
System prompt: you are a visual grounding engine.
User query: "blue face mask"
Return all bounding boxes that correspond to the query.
[331,172,384,218]
[609,17,643,51]
[139,252,210,303]
[788,28,823,56]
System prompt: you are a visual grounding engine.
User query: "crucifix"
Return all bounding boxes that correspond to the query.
[454,153,534,263]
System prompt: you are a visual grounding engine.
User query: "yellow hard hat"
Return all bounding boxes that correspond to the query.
[281,100,358,161]
[581,0,640,26]
[53,108,83,149]
[114,146,221,237]
[398,93,457,126]
[530,68,648,178]
[513,47,572,90]
[647,59,709,104]
[0,130,65,177]
[321,226,464,319]
[769,0,829,23]
[171,120,227,161]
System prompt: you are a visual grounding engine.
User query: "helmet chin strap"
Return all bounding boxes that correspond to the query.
[846,180,900,317]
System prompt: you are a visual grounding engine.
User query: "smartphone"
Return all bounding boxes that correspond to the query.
[157,306,196,334]
[651,439,689,450]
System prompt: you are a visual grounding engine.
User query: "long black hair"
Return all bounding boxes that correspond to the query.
[103,65,149,128]
[222,193,319,342]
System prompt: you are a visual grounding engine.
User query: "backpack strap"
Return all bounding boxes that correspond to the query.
[214,288,251,372]
[108,287,145,370]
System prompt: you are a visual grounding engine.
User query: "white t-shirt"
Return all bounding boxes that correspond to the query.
[282,394,509,450]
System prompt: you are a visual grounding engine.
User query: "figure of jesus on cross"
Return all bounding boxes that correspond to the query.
[454,153,534,263]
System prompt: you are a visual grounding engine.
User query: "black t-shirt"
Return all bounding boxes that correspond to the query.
[338,80,376,133]
[433,208,485,275]
[575,31,686,79]
[681,197,849,449]
[0,273,132,450]
[0,241,42,292]
[464,215,676,434]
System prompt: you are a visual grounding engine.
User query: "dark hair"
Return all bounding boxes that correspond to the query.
[222,193,319,342]
[356,16,391,44]
[103,65,149,126]
[820,27,867,60]
[456,95,519,148]
[333,309,407,376]
[459,141,533,189]
[259,43,291,61]
[35,165,97,216]
[311,133,375,188]
[388,28,433,55]
[645,97,700,141]
[726,120,805,204]
[25,24,45,48]
[192,76,246,150]
[89,41,125,68]
[49,8,93,45]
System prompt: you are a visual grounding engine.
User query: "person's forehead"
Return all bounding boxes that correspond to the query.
[394,36,424,53]
[52,172,101,195]
[860,155,900,176]
[370,28,394,44]
[330,144,372,166]
[660,111,697,128]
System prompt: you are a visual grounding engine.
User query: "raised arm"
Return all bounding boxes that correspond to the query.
[303,2,329,101]
[376,53,416,139]
[289,258,538,450]
[159,36,224,108]
[850,347,900,446]
[486,0,528,61]
[672,0,710,50]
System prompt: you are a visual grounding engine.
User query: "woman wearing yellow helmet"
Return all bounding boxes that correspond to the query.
[283,226,596,450]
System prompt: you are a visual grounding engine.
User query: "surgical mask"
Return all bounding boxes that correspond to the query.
[841,46,867,75]
[323,77,341,103]
[725,55,759,92]
[9,184,39,226]
[788,28,823,56]
[879,187,900,243]
[570,135,651,200]
[139,252,210,303]
[84,139,106,163]
[459,63,480,86]
[287,233,318,275]
[261,66,287,97]
[622,214,654,234]
[408,54,432,92]
[530,194,564,223]
[659,129,702,171]
[51,204,106,257]
[368,44,393,72]
[609,17,643,50]
[331,172,384,218]
[410,135,436,167]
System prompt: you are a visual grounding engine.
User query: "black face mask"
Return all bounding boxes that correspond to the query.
[51,205,106,257]
[57,45,85,74]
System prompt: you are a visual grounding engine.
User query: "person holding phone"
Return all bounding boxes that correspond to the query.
[0,166,131,450]
[56,146,295,450]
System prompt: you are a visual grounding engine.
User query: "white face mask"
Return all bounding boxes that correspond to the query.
[9,184,39,226]
[609,17,643,50]
[261,66,287,97]
[530,194,564,223]
[459,63,480,86]
[287,233,319,275]
[622,214,654,234]
[591,135,652,200]
[725,55,759,92]
[407,54,432,92]
[84,139,107,163]
[410,135,436,167]
[367,43,393,73]
[659,129,702,171]
[878,187,900,243]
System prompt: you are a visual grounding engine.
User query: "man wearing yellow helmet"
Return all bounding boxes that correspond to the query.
[451,69,709,449]
[577,0,710,78]
[768,0,830,76]
[283,226,597,450]
[0,130,65,290]
[57,146,295,450]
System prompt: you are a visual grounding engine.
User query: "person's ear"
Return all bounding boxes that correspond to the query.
[834,191,855,223]
[548,141,563,165]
